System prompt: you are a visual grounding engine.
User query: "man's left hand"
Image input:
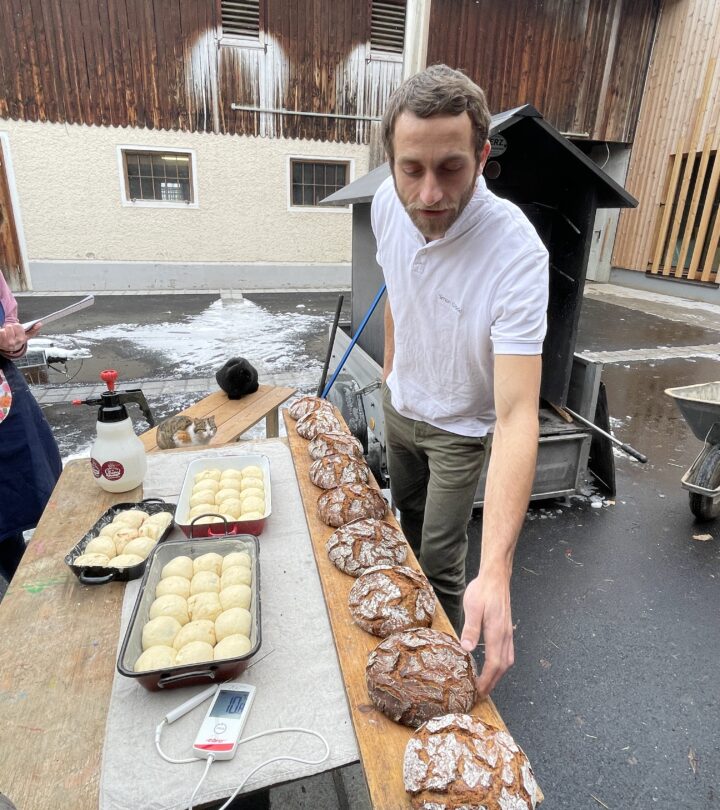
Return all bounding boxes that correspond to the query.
[460,571,514,697]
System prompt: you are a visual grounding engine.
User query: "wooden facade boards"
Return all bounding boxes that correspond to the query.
[0,0,402,143]
[0,0,659,146]
[426,0,658,144]
[614,0,720,285]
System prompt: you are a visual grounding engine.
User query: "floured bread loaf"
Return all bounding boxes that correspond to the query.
[317,484,387,527]
[326,518,407,576]
[309,453,370,489]
[348,565,435,637]
[308,432,364,461]
[366,628,477,727]
[403,714,541,809]
[287,395,334,421]
[296,407,343,440]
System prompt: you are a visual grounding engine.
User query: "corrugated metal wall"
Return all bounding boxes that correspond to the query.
[614,0,720,285]
[426,0,658,143]
[0,0,403,143]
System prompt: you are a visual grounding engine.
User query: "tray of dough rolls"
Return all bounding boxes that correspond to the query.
[117,535,261,690]
[174,454,271,538]
[65,499,175,585]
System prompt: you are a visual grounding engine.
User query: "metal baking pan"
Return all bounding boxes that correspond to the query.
[117,535,261,690]
[64,498,175,586]
[175,454,272,538]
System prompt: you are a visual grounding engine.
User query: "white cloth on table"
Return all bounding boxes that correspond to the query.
[99,441,359,810]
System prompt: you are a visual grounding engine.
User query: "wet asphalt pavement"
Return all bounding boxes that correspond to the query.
[11,286,720,809]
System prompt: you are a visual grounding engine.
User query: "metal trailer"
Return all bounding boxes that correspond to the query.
[321,105,638,504]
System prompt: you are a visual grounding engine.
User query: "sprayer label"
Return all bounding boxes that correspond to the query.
[100,461,125,481]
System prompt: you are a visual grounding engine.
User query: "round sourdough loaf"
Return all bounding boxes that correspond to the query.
[366,628,477,728]
[287,395,333,421]
[326,518,407,576]
[309,453,370,489]
[308,431,364,461]
[317,483,387,527]
[403,713,541,809]
[348,565,435,637]
[296,407,343,440]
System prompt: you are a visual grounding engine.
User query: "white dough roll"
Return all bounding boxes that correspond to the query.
[142,616,182,651]
[149,594,189,626]
[161,556,194,580]
[221,566,252,589]
[215,607,252,642]
[173,619,216,650]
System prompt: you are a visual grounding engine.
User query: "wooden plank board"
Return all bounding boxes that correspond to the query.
[282,411,539,809]
[141,384,296,452]
[0,461,141,810]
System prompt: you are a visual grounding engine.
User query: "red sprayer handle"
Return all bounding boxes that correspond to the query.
[100,369,118,392]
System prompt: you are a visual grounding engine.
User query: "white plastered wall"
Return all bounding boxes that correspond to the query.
[0,119,369,290]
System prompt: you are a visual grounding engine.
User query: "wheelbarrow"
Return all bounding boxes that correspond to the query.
[665,381,720,521]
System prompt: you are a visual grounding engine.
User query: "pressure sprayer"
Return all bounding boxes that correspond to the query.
[74,370,155,493]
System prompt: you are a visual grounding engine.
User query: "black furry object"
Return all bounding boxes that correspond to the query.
[216,357,260,399]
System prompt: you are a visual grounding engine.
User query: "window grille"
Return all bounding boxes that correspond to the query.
[122,150,193,204]
[221,0,260,39]
[371,0,406,54]
[290,160,349,208]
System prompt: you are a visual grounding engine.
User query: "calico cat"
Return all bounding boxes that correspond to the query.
[156,415,217,450]
[215,357,259,400]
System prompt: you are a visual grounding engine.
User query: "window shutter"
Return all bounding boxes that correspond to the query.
[221,0,260,39]
[371,0,406,54]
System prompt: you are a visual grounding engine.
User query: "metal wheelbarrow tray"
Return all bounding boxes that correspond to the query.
[665,382,720,520]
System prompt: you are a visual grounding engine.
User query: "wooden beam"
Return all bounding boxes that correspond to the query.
[282,411,542,809]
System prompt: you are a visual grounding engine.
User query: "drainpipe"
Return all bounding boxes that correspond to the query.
[403,0,432,80]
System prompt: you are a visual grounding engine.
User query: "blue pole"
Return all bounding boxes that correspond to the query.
[321,283,386,399]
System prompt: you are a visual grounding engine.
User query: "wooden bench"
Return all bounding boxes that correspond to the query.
[140,384,296,453]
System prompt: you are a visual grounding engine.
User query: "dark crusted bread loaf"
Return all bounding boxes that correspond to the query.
[348,565,435,637]
[287,395,333,421]
[296,407,343,440]
[366,628,477,728]
[308,431,364,461]
[403,714,541,809]
[317,484,387,527]
[326,518,407,576]
[309,453,370,489]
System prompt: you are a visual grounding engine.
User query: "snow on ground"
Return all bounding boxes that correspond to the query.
[69,297,328,378]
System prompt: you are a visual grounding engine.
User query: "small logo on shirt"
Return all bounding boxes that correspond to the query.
[437,293,462,314]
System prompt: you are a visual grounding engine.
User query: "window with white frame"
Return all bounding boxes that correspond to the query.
[221,0,261,43]
[290,159,350,208]
[371,0,406,56]
[120,149,194,205]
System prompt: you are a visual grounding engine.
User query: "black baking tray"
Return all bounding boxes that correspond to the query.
[117,535,261,690]
[64,498,176,586]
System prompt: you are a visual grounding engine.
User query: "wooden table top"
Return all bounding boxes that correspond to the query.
[0,460,141,809]
[283,412,524,809]
[141,384,295,452]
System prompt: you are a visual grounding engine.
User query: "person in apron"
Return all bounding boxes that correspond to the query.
[0,275,62,583]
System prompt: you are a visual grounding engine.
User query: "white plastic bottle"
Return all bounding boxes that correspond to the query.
[76,370,148,493]
[90,413,147,493]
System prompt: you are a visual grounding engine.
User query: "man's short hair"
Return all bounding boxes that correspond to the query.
[382,64,491,163]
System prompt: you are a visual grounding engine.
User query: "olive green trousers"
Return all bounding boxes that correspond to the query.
[382,382,490,633]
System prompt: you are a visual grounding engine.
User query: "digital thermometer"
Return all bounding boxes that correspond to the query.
[192,683,256,760]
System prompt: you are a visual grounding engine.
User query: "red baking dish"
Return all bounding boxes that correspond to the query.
[117,535,261,690]
[174,454,271,538]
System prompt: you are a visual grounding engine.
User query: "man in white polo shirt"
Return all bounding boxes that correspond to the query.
[372,65,548,696]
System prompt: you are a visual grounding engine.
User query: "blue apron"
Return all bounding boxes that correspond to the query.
[0,301,62,541]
